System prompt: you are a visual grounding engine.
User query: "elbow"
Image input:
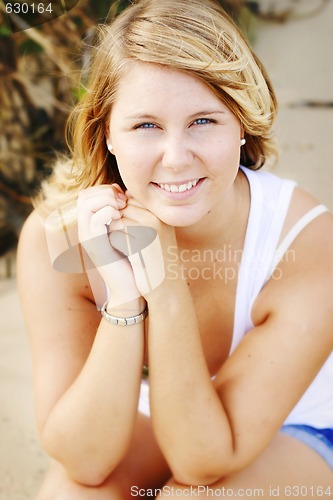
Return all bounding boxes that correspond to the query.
[43,439,125,487]
[58,463,114,488]
[66,463,116,488]
[172,465,226,487]
[169,454,232,487]
[61,455,119,487]
[167,443,247,486]
[171,448,256,486]
[41,425,129,487]
[173,471,222,487]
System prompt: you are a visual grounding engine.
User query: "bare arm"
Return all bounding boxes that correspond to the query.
[17,210,145,486]
[143,210,333,485]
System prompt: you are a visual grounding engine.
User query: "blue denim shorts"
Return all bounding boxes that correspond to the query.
[281,424,333,469]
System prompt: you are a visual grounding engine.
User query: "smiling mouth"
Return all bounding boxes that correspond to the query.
[154,179,201,193]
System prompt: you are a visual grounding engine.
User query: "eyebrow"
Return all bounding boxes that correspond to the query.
[125,110,227,120]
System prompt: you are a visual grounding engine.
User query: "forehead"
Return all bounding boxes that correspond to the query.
[112,61,227,113]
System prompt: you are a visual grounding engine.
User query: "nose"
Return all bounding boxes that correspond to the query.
[161,133,194,172]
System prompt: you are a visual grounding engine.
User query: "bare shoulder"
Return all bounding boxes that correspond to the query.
[17,206,103,337]
[253,184,333,348]
[18,209,92,297]
[17,208,105,333]
[279,184,331,239]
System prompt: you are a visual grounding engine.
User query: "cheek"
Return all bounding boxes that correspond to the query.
[207,139,241,175]
[115,155,150,193]
[116,144,156,178]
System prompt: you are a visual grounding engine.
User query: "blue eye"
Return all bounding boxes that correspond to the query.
[135,123,156,129]
[193,118,214,125]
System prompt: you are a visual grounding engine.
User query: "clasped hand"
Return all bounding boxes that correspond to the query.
[77,184,177,307]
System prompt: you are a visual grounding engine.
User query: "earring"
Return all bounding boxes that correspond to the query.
[107,143,114,153]
[240,138,246,146]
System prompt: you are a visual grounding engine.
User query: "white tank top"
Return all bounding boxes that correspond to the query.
[139,166,333,428]
[234,166,333,428]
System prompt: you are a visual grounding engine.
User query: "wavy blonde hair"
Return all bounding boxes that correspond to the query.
[39,0,278,211]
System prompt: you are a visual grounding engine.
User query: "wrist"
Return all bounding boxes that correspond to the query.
[102,299,148,327]
[146,273,189,307]
[106,297,146,318]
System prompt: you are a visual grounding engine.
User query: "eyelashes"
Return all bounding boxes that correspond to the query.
[134,123,157,129]
[193,118,215,125]
[133,118,216,130]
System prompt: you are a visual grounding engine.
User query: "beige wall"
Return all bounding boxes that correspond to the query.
[254,1,333,211]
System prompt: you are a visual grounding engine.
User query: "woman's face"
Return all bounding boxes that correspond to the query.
[106,62,243,227]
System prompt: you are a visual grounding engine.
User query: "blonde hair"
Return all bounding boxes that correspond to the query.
[39,0,278,210]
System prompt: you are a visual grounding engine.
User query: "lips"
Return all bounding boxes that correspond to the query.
[151,177,206,199]
[157,179,199,193]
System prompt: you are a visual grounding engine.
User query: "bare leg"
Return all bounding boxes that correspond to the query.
[159,433,332,499]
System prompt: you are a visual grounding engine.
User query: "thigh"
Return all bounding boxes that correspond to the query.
[36,412,171,500]
[159,432,332,499]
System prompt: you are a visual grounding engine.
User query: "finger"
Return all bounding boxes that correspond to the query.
[77,188,126,242]
[106,216,136,232]
[120,203,153,224]
[78,186,126,213]
[112,183,127,200]
[90,206,122,238]
[125,190,134,199]
[126,197,146,208]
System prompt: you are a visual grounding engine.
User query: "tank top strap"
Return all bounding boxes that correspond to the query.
[230,167,297,354]
[266,204,328,280]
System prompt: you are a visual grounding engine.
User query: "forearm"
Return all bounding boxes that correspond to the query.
[147,282,234,485]
[42,298,145,484]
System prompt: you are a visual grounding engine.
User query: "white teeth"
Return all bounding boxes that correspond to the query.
[158,179,199,193]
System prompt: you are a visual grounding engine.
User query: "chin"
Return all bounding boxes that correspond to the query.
[155,207,205,228]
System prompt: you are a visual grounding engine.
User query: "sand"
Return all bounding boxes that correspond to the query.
[0,277,49,499]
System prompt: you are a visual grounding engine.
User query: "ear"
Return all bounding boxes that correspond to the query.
[239,123,245,139]
[105,127,115,155]
[104,117,113,154]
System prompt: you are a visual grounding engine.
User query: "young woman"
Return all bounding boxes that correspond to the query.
[17,0,333,498]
